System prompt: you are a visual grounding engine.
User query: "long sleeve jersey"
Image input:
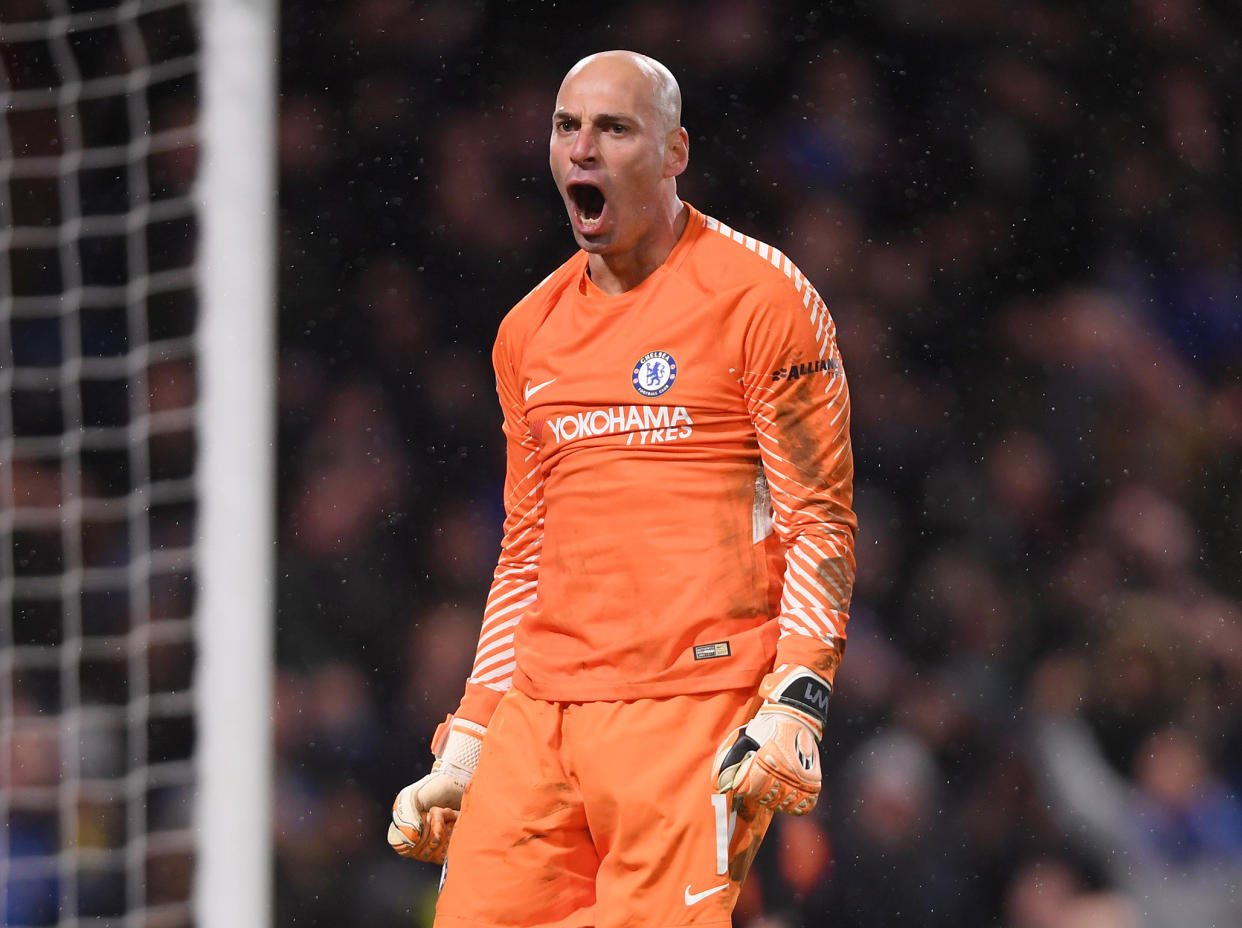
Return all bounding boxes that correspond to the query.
[456,203,857,725]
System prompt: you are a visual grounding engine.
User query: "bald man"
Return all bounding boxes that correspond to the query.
[390,50,857,928]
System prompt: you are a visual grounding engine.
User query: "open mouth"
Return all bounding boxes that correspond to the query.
[568,183,606,228]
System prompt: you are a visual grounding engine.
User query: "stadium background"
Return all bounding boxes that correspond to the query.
[271,2,1242,926]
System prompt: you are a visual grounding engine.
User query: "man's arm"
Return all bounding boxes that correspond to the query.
[745,273,855,684]
[389,325,544,862]
[455,329,546,726]
[716,268,856,816]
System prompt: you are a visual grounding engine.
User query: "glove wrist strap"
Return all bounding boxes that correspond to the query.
[760,665,832,739]
[434,716,487,783]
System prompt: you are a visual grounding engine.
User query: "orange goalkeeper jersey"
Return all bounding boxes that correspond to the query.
[456,203,857,725]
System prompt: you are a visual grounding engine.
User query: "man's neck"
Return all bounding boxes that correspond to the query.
[587,201,689,295]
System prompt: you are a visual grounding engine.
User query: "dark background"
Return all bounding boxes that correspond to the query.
[271,2,1242,926]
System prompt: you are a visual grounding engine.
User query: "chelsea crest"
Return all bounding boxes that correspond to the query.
[632,350,677,397]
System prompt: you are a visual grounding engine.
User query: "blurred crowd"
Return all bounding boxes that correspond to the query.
[271,2,1242,927]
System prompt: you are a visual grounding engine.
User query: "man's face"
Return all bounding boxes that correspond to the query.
[549,58,680,255]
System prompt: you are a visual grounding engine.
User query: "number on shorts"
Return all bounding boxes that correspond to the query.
[710,793,737,876]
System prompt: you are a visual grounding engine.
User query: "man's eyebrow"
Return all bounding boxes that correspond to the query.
[552,109,643,129]
[589,112,634,125]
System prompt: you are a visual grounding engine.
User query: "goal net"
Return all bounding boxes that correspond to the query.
[0,1,274,925]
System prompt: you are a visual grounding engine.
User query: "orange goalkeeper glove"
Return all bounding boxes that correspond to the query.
[714,666,831,817]
[388,715,485,864]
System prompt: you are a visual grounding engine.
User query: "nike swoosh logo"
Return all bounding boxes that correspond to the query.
[684,883,729,906]
[524,378,556,401]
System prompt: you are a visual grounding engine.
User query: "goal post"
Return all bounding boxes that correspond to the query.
[194,0,277,927]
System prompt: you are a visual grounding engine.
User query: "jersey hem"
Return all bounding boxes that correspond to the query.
[512,665,769,703]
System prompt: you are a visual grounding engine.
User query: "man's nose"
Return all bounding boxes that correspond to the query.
[569,130,596,164]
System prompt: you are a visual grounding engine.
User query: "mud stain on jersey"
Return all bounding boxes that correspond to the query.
[770,376,833,486]
[770,374,857,542]
[809,638,846,681]
[815,554,855,615]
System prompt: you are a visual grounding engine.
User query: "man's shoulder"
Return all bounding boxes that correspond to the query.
[493,251,584,366]
[501,250,585,332]
[684,210,820,302]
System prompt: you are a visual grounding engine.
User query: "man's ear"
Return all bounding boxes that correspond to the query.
[664,126,689,178]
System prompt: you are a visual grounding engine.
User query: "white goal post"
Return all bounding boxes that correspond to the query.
[194,0,276,927]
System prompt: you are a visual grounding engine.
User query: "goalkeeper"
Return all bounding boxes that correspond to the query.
[390,49,856,928]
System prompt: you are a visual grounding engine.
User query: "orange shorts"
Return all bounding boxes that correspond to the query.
[435,687,773,928]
